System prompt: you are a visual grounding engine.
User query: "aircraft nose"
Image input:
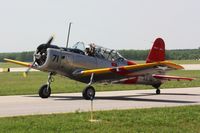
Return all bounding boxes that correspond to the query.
[34,44,48,66]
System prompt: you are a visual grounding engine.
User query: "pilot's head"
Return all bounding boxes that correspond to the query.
[85,45,90,51]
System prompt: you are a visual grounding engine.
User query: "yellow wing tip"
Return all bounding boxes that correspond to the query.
[4,58,10,61]
[160,60,184,69]
[4,58,31,67]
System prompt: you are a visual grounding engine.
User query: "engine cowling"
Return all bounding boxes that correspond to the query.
[34,44,61,72]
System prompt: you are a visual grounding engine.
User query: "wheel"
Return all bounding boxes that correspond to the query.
[156,89,160,94]
[82,86,95,100]
[39,84,51,98]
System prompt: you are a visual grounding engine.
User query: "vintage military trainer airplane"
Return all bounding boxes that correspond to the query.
[4,37,194,100]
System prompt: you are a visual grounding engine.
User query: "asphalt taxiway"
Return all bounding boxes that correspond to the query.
[0,87,200,117]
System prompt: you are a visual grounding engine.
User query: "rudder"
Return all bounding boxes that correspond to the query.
[146,38,165,63]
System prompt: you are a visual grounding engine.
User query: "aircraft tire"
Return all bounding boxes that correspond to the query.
[82,86,95,100]
[39,84,51,98]
[156,89,160,94]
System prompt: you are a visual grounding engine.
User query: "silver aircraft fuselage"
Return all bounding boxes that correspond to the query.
[34,45,162,86]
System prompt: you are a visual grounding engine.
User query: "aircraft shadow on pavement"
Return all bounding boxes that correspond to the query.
[141,93,200,96]
[50,93,155,101]
[48,92,198,104]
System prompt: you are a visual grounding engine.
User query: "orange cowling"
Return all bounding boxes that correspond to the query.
[146,38,165,63]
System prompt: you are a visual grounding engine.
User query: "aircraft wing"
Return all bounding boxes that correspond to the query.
[152,74,194,81]
[75,61,184,77]
[4,58,32,67]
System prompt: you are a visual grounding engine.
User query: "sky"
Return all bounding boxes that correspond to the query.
[0,0,199,52]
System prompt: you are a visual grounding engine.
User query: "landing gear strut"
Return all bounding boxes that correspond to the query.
[39,72,54,98]
[82,73,96,100]
[152,83,161,95]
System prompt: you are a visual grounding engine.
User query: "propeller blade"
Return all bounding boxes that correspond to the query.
[46,36,54,46]
[23,60,36,77]
[23,72,28,78]
[23,67,31,77]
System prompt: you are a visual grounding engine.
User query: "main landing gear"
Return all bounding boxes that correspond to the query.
[82,73,96,100]
[39,72,53,98]
[152,83,161,95]
[38,72,95,100]
[82,86,95,100]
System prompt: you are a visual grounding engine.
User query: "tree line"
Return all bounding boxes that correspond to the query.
[0,51,34,62]
[0,49,200,62]
[118,49,200,60]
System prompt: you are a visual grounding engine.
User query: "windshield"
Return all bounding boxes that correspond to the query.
[71,42,85,51]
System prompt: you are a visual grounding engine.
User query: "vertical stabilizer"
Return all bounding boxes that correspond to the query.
[146,38,165,63]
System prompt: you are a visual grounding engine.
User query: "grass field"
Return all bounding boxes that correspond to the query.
[0,70,199,96]
[0,105,199,132]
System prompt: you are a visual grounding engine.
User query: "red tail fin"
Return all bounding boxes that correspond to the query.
[146,38,165,63]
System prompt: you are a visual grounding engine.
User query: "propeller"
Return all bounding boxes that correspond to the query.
[23,60,36,77]
[46,36,54,47]
[23,36,54,77]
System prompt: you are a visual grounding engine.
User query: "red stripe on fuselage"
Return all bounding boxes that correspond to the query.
[110,60,136,76]
[123,77,138,84]
[110,67,130,75]
[127,60,137,65]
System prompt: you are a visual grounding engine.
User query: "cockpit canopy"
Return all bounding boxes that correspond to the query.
[71,42,124,61]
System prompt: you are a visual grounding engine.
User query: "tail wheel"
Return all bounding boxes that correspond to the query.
[152,83,161,94]
[156,89,160,94]
[39,84,51,98]
[82,86,95,100]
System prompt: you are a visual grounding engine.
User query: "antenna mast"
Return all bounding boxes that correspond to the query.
[66,22,72,48]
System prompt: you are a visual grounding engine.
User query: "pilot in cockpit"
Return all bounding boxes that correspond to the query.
[85,43,95,56]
